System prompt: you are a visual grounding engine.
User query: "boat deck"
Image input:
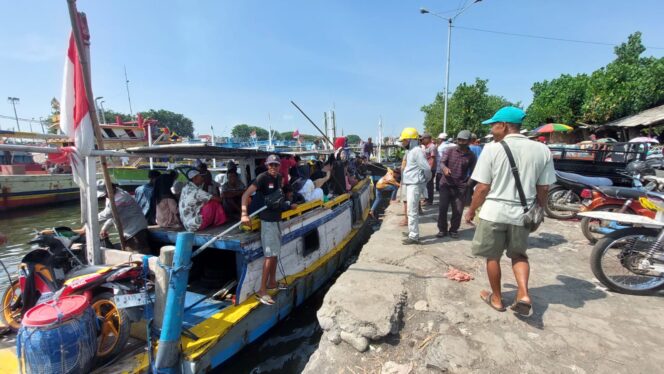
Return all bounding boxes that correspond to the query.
[149,221,259,251]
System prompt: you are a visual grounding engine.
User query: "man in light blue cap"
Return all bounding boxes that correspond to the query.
[465,106,556,317]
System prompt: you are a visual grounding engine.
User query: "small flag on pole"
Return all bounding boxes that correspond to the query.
[292,129,300,139]
[250,130,257,139]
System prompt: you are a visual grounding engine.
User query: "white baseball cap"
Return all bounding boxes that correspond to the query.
[438,132,448,139]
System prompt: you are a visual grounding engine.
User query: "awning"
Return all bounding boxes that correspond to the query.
[603,104,664,128]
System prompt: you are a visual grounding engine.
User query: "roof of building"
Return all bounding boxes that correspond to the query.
[604,104,664,128]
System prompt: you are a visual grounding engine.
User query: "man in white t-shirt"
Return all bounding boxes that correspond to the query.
[465,106,555,317]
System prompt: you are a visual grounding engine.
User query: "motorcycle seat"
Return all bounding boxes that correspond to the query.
[596,186,647,200]
[556,171,613,187]
[66,265,108,279]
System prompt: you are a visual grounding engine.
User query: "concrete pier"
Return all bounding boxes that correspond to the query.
[303,200,664,373]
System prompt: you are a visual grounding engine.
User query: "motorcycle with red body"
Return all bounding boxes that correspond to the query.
[0,227,147,365]
[580,175,664,243]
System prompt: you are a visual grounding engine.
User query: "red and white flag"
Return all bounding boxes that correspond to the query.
[292,129,300,139]
[60,33,94,157]
[250,130,257,139]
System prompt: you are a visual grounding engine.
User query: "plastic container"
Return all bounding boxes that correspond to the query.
[17,295,98,374]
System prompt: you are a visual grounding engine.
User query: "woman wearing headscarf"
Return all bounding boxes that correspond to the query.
[153,172,182,229]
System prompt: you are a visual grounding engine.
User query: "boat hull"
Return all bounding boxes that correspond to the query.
[0,174,79,211]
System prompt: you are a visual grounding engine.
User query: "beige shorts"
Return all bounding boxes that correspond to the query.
[471,219,530,259]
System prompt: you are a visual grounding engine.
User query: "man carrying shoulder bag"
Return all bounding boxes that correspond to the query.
[464,107,556,317]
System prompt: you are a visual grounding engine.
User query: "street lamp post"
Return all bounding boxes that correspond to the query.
[421,0,482,135]
[99,100,108,124]
[7,97,20,132]
[94,96,104,124]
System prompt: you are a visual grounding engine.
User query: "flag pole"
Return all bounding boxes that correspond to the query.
[66,0,128,250]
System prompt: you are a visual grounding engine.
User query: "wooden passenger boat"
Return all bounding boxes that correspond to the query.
[0,144,374,373]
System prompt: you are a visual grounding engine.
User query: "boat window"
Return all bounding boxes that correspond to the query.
[302,229,320,257]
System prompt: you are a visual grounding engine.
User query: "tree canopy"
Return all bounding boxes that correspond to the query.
[525,32,664,127]
[142,109,194,138]
[421,78,515,137]
[346,134,361,144]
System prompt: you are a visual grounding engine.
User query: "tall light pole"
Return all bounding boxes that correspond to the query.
[421,0,482,135]
[99,100,108,124]
[7,97,20,132]
[124,65,134,116]
[94,96,104,124]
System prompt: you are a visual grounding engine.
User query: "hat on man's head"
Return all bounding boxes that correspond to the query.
[96,179,108,199]
[438,132,448,139]
[482,106,526,125]
[471,133,478,140]
[421,133,432,139]
[186,169,201,180]
[266,154,281,165]
[457,130,472,140]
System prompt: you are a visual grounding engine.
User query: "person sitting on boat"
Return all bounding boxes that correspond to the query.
[370,167,401,218]
[220,170,246,218]
[134,169,161,224]
[97,180,151,254]
[171,180,184,200]
[153,172,182,230]
[179,169,228,232]
[240,154,298,306]
[198,163,220,197]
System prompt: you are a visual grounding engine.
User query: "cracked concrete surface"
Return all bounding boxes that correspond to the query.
[302,199,664,374]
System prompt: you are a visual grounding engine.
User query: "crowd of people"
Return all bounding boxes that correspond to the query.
[375,106,555,317]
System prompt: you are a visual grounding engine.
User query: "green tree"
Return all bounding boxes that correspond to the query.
[142,109,194,138]
[102,109,132,124]
[524,74,589,128]
[346,134,361,144]
[231,125,274,140]
[421,78,514,137]
[582,32,664,123]
[525,32,664,127]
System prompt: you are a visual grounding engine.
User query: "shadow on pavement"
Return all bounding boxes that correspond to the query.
[502,274,606,329]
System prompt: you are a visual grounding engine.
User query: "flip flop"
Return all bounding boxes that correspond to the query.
[510,300,532,317]
[267,282,289,291]
[480,292,506,312]
[256,294,275,305]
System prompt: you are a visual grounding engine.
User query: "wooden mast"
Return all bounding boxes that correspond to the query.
[66,0,128,250]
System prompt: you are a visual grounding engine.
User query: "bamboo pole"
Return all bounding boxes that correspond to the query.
[66,0,127,250]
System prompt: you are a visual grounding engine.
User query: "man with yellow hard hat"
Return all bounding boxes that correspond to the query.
[399,127,432,244]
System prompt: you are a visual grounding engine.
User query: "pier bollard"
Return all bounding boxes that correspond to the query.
[155,232,194,372]
[154,246,175,328]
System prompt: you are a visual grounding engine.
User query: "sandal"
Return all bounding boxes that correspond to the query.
[480,291,506,312]
[267,282,289,291]
[510,300,532,317]
[256,294,275,305]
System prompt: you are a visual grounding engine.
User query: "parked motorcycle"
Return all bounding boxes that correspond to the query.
[0,227,146,364]
[546,160,656,220]
[544,171,613,219]
[580,192,664,295]
[579,175,664,243]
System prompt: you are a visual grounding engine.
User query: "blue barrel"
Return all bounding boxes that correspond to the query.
[17,295,98,374]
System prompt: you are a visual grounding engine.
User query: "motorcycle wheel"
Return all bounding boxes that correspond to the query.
[581,205,630,244]
[0,280,22,332]
[590,227,664,295]
[92,292,131,366]
[544,187,580,220]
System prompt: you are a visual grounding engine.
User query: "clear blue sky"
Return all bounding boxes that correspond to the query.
[1,0,663,139]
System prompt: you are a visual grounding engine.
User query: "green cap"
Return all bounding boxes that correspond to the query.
[482,106,525,125]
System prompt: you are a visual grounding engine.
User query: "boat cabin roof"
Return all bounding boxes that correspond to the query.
[126,143,332,160]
